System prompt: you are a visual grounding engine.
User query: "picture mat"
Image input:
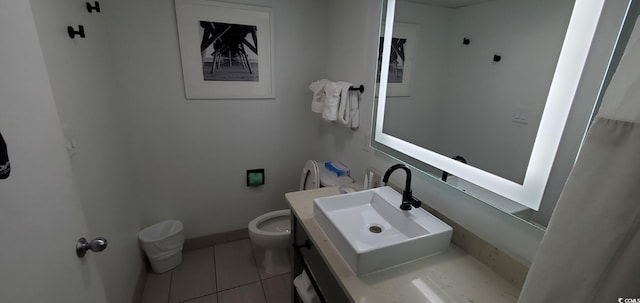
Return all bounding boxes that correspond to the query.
[176,0,275,99]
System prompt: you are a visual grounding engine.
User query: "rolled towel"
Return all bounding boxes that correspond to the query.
[309,79,328,113]
[323,81,341,121]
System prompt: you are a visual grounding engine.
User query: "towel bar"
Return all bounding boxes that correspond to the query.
[348,85,364,93]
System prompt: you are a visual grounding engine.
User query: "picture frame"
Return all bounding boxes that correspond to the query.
[175,0,275,99]
[377,22,418,97]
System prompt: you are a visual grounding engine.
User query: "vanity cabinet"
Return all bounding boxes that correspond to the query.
[285,187,521,303]
[291,214,350,303]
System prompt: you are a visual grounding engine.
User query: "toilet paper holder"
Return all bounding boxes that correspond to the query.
[246,168,265,187]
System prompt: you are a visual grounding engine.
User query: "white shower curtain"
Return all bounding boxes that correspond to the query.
[518,16,640,303]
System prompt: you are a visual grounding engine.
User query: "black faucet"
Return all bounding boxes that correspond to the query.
[382,164,421,211]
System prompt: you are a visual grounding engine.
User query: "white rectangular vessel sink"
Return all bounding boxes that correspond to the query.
[313,186,453,276]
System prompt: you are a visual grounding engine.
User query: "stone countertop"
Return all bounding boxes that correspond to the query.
[286,187,520,303]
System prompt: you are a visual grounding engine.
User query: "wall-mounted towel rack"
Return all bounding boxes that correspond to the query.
[349,85,364,93]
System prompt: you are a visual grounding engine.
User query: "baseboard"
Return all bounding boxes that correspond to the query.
[183,228,250,251]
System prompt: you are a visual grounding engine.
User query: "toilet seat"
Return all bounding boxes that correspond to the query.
[248,209,291,238]
[299,160,320,191]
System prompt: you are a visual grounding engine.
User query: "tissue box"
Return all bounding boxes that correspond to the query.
[324,161,350,177]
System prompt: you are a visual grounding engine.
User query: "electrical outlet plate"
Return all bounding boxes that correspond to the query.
[512,109,529,124]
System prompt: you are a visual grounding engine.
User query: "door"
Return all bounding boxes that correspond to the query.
[0,0,108,301]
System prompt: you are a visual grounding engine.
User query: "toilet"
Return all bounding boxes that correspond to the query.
[248,160,353,274]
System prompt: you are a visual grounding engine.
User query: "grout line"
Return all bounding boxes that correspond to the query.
[170,241,290,303]
[248,239,270,302]
[178,292,217,303]
[261,272,291,282]
[171,247,219,303]
[248,239,261,279]
[214,239,262,292]
[166,270,174,303]
[178,289,217,303]
[215,275,263,292]
[259,280,269,303]
[216,280,264,294]
[212,245,218,293]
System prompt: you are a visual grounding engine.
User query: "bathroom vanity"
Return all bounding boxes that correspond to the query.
[286,186,521,303]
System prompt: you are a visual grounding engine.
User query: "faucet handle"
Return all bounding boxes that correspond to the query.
[401,190,421,210]
[410,196,422,208]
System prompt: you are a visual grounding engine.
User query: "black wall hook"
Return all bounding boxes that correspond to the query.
[463,37,470,45]
[349,85,364,93]
[67,25,85,39]
[493,54,502,62]
[86,1,101,13]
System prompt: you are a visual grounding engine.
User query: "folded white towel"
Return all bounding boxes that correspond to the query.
[309,79,329,113]
[293,270,320,303]
[336,82,360,129]
[322,81,341,121]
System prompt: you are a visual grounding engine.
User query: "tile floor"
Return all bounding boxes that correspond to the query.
[141,239,291,303]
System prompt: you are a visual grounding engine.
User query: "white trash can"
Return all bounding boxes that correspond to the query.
[138,220,184,273]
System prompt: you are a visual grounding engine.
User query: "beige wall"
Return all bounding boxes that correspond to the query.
[29,0,143,301]
[104,0,330,238]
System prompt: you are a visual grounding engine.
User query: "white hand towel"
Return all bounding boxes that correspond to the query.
[337,81,353,126]
[349,90,360,129]
[323,81,341,121]
[293,270,320,303]
[309,79,328,113]
[336,82,360,129]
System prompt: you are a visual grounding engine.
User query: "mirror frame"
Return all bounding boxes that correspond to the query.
[376,0,606,210]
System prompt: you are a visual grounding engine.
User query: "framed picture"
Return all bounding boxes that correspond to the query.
[175,0,275,99]
[377,22,418,97]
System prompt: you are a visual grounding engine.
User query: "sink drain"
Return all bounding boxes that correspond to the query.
[369,225,382,233]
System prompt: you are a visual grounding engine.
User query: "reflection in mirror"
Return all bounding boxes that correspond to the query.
[383,0,576,185]
[373,0,635,228]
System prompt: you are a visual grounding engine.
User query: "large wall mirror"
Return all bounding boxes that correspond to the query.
[373,0,636,228]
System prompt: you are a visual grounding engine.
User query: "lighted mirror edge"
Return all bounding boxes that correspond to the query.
[377,0,396,103]
[375,0,606,210]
